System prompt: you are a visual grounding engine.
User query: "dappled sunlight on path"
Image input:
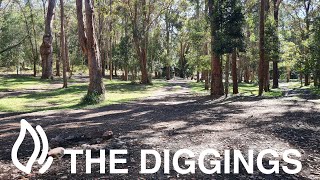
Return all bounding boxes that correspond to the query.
[0,80,319,179]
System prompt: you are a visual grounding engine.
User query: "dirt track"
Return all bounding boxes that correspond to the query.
[0,80,319,179]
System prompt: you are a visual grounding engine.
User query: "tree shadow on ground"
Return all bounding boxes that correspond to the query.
[0,77,168,113]
[0,90,318,179]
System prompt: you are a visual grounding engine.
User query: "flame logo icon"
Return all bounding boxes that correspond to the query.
[11,119,53,174]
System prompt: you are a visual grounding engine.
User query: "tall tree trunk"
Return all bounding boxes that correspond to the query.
[272,59,279,88]
[204,70,209,90]
[303,0,311,86]
[286,66,290,83]
[264,60,270,92]
[196,1,201,84]
[76,0,87,56]
[114,63,118,77]
[204,43,209,90]
[55,33,60,76]
[140,47,149,84]
[76,0,105,98]
[20,1,39,77]
[97,1,105,76]
[101,42,106,77]
[109,0,113,80]
[133,37,149,84]
[237,57,243,83]
[123,16,129,81]
[209,0,224,96]
[166,67,171,80]
[40,0,56,79]
[65,32,70,72]
[300,62,303,87]
[60,0,67,88]
[109,42,113,80]
[251,70,255,83]
[225,54,230,97]
[124,68,128,81]
[29,2,39,77]
[244,57,250,83]
[197,71,200,83]
[85,0,105,96]
[258,0,265,96]
[179,42,187,79]
[210,54,224,96]
[272,0,281,89]
[232,49,238,94]
[101,23,107,77]
[131,0,150,84]
[99,5,106,78]
[165,13,171,80]
[305,74,310,86]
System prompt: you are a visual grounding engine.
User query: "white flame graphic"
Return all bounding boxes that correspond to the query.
[11,119,53,174]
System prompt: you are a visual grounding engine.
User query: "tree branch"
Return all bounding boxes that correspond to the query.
[0,35,29,54]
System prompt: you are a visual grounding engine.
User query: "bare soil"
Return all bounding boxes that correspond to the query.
[0,80,319,179]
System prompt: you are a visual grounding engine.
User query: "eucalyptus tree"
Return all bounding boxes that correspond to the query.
[227,0,245,94]
[188,0,202,82]
[76,0,105,102]
[310,17,320,87]
[60,0,67,88]
[187,0,210,84]
[208,0,224,96]
[177,28,191,79]
[123,0,173,84]
[208,0,245,96]
[258,0,265,96]
[265,17,278,92]
[272,0,282,88]
[148,27,163,78]
[242,0,260,84]
[284,0,319,86]
[22,0,40,77]
[40,0,56,79]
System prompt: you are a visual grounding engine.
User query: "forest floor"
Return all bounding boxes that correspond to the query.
[0,77,319,179]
